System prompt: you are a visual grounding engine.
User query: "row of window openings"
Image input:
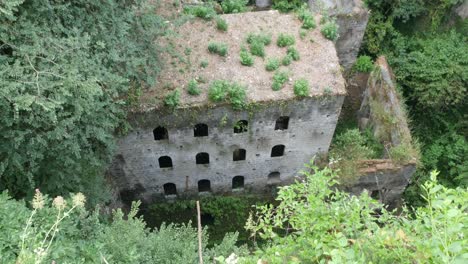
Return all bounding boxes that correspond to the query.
[153,116,289,140]
[158,145,285,168]
[163,172,281,195]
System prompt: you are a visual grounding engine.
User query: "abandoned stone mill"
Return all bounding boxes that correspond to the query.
[108,2,417,209]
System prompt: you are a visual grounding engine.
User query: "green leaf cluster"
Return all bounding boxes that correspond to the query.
[276,33,296,47]
[239,48,254,66]
[272,71,289,91]
[221,0,248,14]
[265,58,280,71]
[293,79,309,97]
[208,80,247,110]
[246,32,272,58]
[208,42,228,56]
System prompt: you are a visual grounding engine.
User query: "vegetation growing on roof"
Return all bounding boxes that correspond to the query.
[354,55,374,72]
[208,42,228,56]
[281,55,292,66]
[164,89,180,108]
[272,71,289,91]
[216,17,228,31]
[221,0,249,14]
[293,79,309,97]
[297,4,316,29]
[287,46,300,61]
[184,4,217,20]
[246,32,272,58]
[208,80,247,110]
[277,33,296,47]
[265,58,280,71]
[187,79,201,96]
[239,48,254,66]
[321,20,339,41]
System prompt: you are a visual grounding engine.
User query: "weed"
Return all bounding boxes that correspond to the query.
[277,33,296,47]
[240,48,254,66]
[249,40,265,57]
[272,71,289,91]
[294,79,309,97]
[354,55,374,73]
[287,46,300,61]
[216,17,228,32]
[321,20,339,41]
[184,4,216,20]
[299,29,307,39]
[221,0,248,14]
[164,89,180,108]
[247,33,272,45]
[184,47,192,56]
[208,42,228,56]
[265,58,280,71]
[208,80,247,110]
[297,5,316,30]
[200,60,209,68]
[187,79,201,96]
[282,55,292,66]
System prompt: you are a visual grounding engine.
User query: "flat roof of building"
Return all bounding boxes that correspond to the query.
[140,9,346,110]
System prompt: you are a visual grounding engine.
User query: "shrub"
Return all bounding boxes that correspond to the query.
[272,0,304,13]
[221,0,248,14]
[247,33,271,58]
[239,48,254,66]
[187,79,201,95]
[200,60,209,68]
[249,40,265,57]
[302,15,316,29]
[299,29,307,39]
[164,89,180,108]
[184,4,216,20]
[272,71,289,91]
[355,55,374,72]
[277,33,296,47]
[216,17,228,31]
[321,20,339,41]
[298,5,316,29]
[208,42,228,56]
[287,46,300,60]
[282,55,292,66]
[265,58,280,71]
[293,78,309,97]
[208,80,247,110]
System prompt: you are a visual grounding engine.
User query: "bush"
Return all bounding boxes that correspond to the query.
[272,71,289,91]
[164,89,180,108]
[208,80,247,110]
[239,48,254,66]
[293,78,309,97]
[287,46,300,60]
[247,32,271,58]
[200,60,209,68]
[265,58,280,71]
[277,33,296,47]
[355,55,374,72]
[249,40,265,57]
[321,20,339,41]
[272,0,305,13]
[216,17,228,31]
[221,0,248,14]
[184,4,217,20]
[208,42,228,56]
[187,79,201,95]
[297,5,316,30]
[281,55,292,66]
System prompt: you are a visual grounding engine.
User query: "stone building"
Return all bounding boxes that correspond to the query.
[108,10,346,203]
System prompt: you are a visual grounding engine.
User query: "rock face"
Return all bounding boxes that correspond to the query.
[455,0,468,19]
[255,0,272,8]
[308,0,369,69]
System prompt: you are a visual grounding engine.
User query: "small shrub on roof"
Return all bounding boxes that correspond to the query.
[184,5,216,20]
[208,80,247,110]
[208,42,228,56]
[321,20,339,41]
[297,5,316,29]
[265,58,280,71]
[272,71,289,91]
[282,55,292,66]
[287,46,300,61]
[187,79,201,96]
[216,17,228,32]
[247,33,272,45]
[240,48,254,66]
[277,33,295,47]
[294,79,309,97]
[221,0,248,14]
[164,89,180,108]
[249,40,265,57]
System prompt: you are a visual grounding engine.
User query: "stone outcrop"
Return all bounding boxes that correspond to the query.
[308,0,369,69]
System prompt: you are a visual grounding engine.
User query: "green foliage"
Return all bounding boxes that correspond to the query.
[246,32,271,58]
[239,48,254,66]
[354,55,374,72]
[184,4,217,20]
[221,0,248,14]
[321,20,339,40]
[277,33,296,47]
[272,0,306,13]
[0,0,164,203]
[244,165,468,263]
[187,80,201,96]
[297,5,316,29]
[216,17,228,31]
[281,55,292,66]
[207,42,228,56]
[286,46,300,60]
[272,71,289,91]
[265,58,280,71]
[164,89,180,108]
[392,32,467,109]
[208,80,247,110]
[0,191,244,263]
[200,60,209,68]
[293,78,309,97]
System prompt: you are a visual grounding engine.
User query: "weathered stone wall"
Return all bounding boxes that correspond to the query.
[109,96,344,203]
[309,0,369,69]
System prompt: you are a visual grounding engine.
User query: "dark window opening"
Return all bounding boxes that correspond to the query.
[267,172,281,185]
[194,123,208,137]
[196,152,210,164]
[233,148,246,161]
[163,183,177,195]
[370,190,380,200]
[232,176,245,189]
[153,126,168,140]
[158,156,173,168]
[198,179,211,192]
[271,145,285,157]
[234,120,248,133]
[275,116,289,130]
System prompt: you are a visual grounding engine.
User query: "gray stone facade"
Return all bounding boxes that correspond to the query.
[109,96,344,203]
